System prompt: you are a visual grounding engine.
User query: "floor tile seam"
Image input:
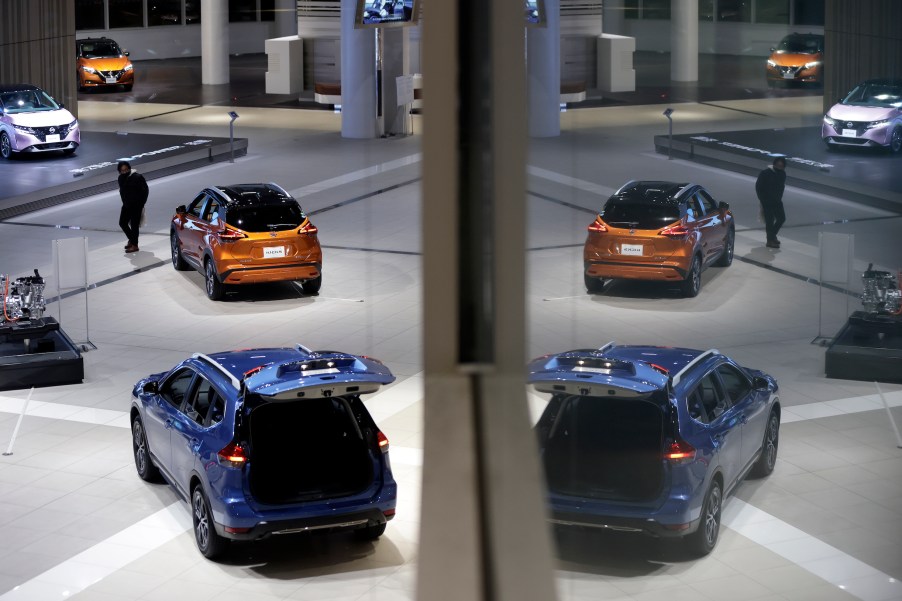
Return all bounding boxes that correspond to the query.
[723,498,900,601]
[0,502,191,600]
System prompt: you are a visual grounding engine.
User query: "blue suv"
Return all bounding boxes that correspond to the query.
[130,345,397,559]
[529,344,779,555]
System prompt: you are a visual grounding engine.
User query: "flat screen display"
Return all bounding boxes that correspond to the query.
[355,0,419,28]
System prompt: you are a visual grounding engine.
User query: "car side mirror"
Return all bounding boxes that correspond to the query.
[142,381,158,394]
[58,103,65,109]
[124,51,130,56]
[176,205,187,215]
[718,201,730,212]
[752,376,769,390]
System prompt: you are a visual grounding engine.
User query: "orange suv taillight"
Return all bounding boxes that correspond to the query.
[587,216,607,232]
[298,219,318,235]
[659,224,690,238]
[218,226,247,241]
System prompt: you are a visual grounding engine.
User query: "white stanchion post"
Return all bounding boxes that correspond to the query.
[2,387,34,456]
[875,381,902,449]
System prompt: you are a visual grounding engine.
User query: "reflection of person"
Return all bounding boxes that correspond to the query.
[117,160,149,253]
[755,156,787,249]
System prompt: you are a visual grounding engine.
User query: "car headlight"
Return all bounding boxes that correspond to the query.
[12,124,36,134]
[124,64,133,72]
[866,119,890,129]
[81,66,96,74]
[823,115,836,127]
[804,61,821,69]
[767,60,777,67]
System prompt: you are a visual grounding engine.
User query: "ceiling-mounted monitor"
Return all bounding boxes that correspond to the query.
[525,0,547,27]
[356,0,420,28]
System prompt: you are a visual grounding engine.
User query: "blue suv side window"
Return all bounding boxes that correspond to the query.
[689,372,728,423]
[162,369,195,409]
[717,365,751,404]
[185,378,215,425]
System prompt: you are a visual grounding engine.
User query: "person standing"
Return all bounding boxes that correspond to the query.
[117,160,149,253]
[755,156,787,249]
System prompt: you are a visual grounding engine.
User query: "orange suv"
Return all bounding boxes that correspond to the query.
[170,183,322,300]
[76,37,134,91]
[583,181,734,297]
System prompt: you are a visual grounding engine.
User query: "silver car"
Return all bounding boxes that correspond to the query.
[822,78,902,152]
[0,84,80,159]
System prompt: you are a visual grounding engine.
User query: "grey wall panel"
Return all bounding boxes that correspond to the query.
[0,0,77,117]
[824,0,902,114]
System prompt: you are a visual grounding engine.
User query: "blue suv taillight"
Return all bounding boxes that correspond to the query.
[217,441,248,467]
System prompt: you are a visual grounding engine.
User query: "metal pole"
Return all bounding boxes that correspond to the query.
[663,108,674,160]
[228,111,239,163]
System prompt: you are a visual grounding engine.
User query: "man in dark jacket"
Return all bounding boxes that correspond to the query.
[755,156,787,249]
[117,160,149,253]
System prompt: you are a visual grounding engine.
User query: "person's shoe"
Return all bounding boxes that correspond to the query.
[766,240,779,249]
[125,244,139,253]
[773,238,781,247]
[124,244,130,249]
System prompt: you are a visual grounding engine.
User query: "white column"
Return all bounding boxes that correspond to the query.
[417,0,559,598]
[527,0,560,137]
[201,0,229,84]
[671,0,698,81]
[340,0,377,138]
[274,0,297,38]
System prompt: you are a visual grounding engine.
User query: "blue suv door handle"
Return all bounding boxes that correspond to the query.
[164,419,173,429]
[189,437,200,450]
[740,414,749,424]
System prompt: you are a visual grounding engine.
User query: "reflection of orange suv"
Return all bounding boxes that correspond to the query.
[170,183,322,300]
[766,33,824,87]
[583,181,734,297]
[76,37,134,91]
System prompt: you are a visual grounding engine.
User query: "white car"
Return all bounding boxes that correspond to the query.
[0,84,80,159]
[822,78,902,153]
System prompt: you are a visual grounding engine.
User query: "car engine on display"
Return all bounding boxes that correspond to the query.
[0,269,84,390]
[860,264,902,316]
[1,269,46,325]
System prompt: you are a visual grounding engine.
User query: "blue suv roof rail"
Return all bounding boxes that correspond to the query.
[598,340,616,354]
[192,352,241,390]
[295,343,315,355]
[671,348,719,386]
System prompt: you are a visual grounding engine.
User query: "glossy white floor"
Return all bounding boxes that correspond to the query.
[0,97,901,601]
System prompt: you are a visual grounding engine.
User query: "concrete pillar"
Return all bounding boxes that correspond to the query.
[382,27,410,135]
[274,0,297,38]
[417,0,559,598]
[670,0,698,82]
[201,0,229,84]
[340,0,377,138]
[527,0,561,137]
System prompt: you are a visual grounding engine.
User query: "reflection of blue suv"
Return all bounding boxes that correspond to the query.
[529,344,780,555]
[130,345,397,559]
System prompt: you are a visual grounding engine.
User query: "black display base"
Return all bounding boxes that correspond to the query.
[0,317,84,390]
[825,311,902,383]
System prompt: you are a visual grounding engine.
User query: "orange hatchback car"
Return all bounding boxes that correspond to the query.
[766,33,824,87]
[583,181,734,297]
[171,183,322,300]
[76,37,134,91]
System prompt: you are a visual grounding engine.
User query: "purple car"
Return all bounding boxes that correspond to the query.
[0,84,80,160]
[822,78,902,152]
